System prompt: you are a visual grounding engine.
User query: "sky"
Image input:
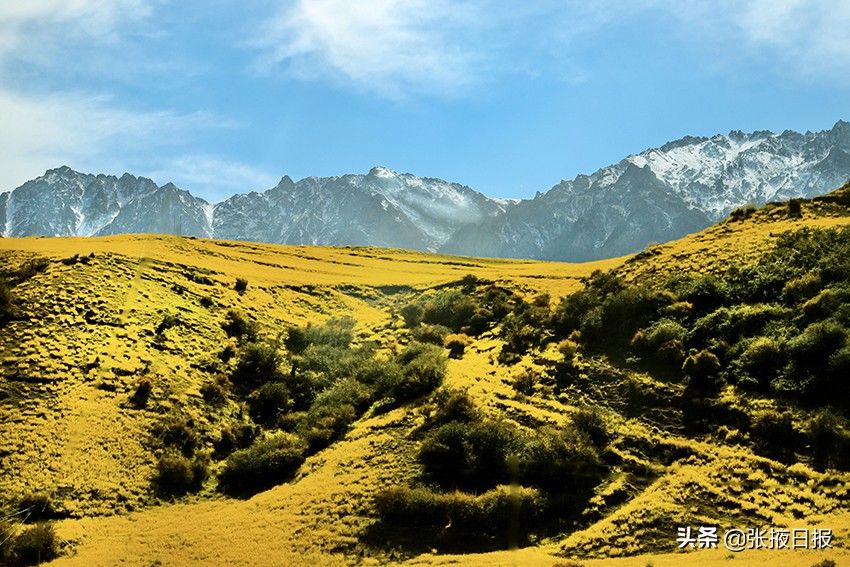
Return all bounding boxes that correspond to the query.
[1,1,849,202]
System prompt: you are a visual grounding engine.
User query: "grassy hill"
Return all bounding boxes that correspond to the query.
[1,188,850,566]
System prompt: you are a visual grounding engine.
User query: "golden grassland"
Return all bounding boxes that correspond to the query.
[1,193,850,566]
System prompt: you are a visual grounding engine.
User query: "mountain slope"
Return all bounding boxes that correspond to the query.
[0,166,503,253]
[213,167,504,251]
[3,122,850,261]
[443,120,850,260]
[2,166,213,239]
[2,186,850,566]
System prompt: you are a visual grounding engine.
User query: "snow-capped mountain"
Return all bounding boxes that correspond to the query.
[212,167,504,251]
[1,166,212,239]
[0,165,502,252]
[442,120,850,260]
[3,121,850,261]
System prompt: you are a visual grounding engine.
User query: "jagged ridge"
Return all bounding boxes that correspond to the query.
[2,122,850,260]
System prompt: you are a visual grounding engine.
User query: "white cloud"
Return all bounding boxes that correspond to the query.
[250,0,850,98]
[0,0,153,58]
[631,0,850,78]
[0,90,223,192]
[0,0,274,200]
[146,155,278,202]
[251,0,488,98]
[733,0,850,75]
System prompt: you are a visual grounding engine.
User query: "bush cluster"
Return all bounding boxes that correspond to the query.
[221,309,258,343]
[374,392,612,545]
[0,522,60,566]
[0,279,12,323]
[218,434,306,496]
[214,317,448,496]
[535,226,850,469]
[154,452,209,496]
[373,485,545,547]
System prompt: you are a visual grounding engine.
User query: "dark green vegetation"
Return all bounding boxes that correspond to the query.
[544,226,850,470]
[150,314,449,498]
[0,521,60,567]
[398,277,550,364]
[367,222,850,555]
[0,256,51,325]
[371,389,612,551]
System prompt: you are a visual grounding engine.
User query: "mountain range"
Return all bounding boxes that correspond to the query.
[3,121,850,261]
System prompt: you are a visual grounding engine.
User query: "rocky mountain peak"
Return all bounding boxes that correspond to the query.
[4,121,850,260]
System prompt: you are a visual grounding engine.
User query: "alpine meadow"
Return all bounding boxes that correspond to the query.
[2,182,850,566]
[5,1,850,566]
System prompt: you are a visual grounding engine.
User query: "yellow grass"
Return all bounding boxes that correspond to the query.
[1,193,850,567]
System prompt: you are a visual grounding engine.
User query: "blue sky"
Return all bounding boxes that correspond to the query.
[1,1,849,201]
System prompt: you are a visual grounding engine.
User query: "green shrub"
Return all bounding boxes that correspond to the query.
[517,426,605,493]
[154,415,199,457]
[421,290,477,332]
[221,309,258,342]
[660,300,693,319]
[631,319,686,371]
[735,336,784,389]
[750,410,797,463]
[676,275,730,314]
[422,388,480,428]
[154,452,208,496]
[0,279,12,322]
[571,407,611,448]
[294,377,374,451]
[200,379,228,406]
[783,272,822,304]
[690,304,791,347]
[231,342,285,392]
[634,319,686,349]
[129,377,153,409]
[411,323,451,346]
[581,286,670,349]
[511,369,537,396]
[376,342,447,403]
[0,520,12,560]
[808,410,850,471]
[682,350,722,396]
[234,277,248,293]
[5,522,59,566]
[155,313,179,335]
[297,402,357,452]
[419,420,519,490]
[500,310,545,360]
[478,285,515,324]
[248,382,291,426]
[288,343,374,408]
[444,333,471,359]
[550,289,600,337]
[285,317,356,354]
[16,492,58,521]
[787,198,803,218]
[219,344,237,362]
[313,377,373,412]
[373,485,546,543]
[729,204,757,221]
[213,423,257,458]
[218,434,306,496]
[399,303,424,328]
[802,288,850,321]
[14,257,50,282]
[789,320,847,362]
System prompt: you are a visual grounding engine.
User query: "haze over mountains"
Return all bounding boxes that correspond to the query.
[3,121,850,261]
